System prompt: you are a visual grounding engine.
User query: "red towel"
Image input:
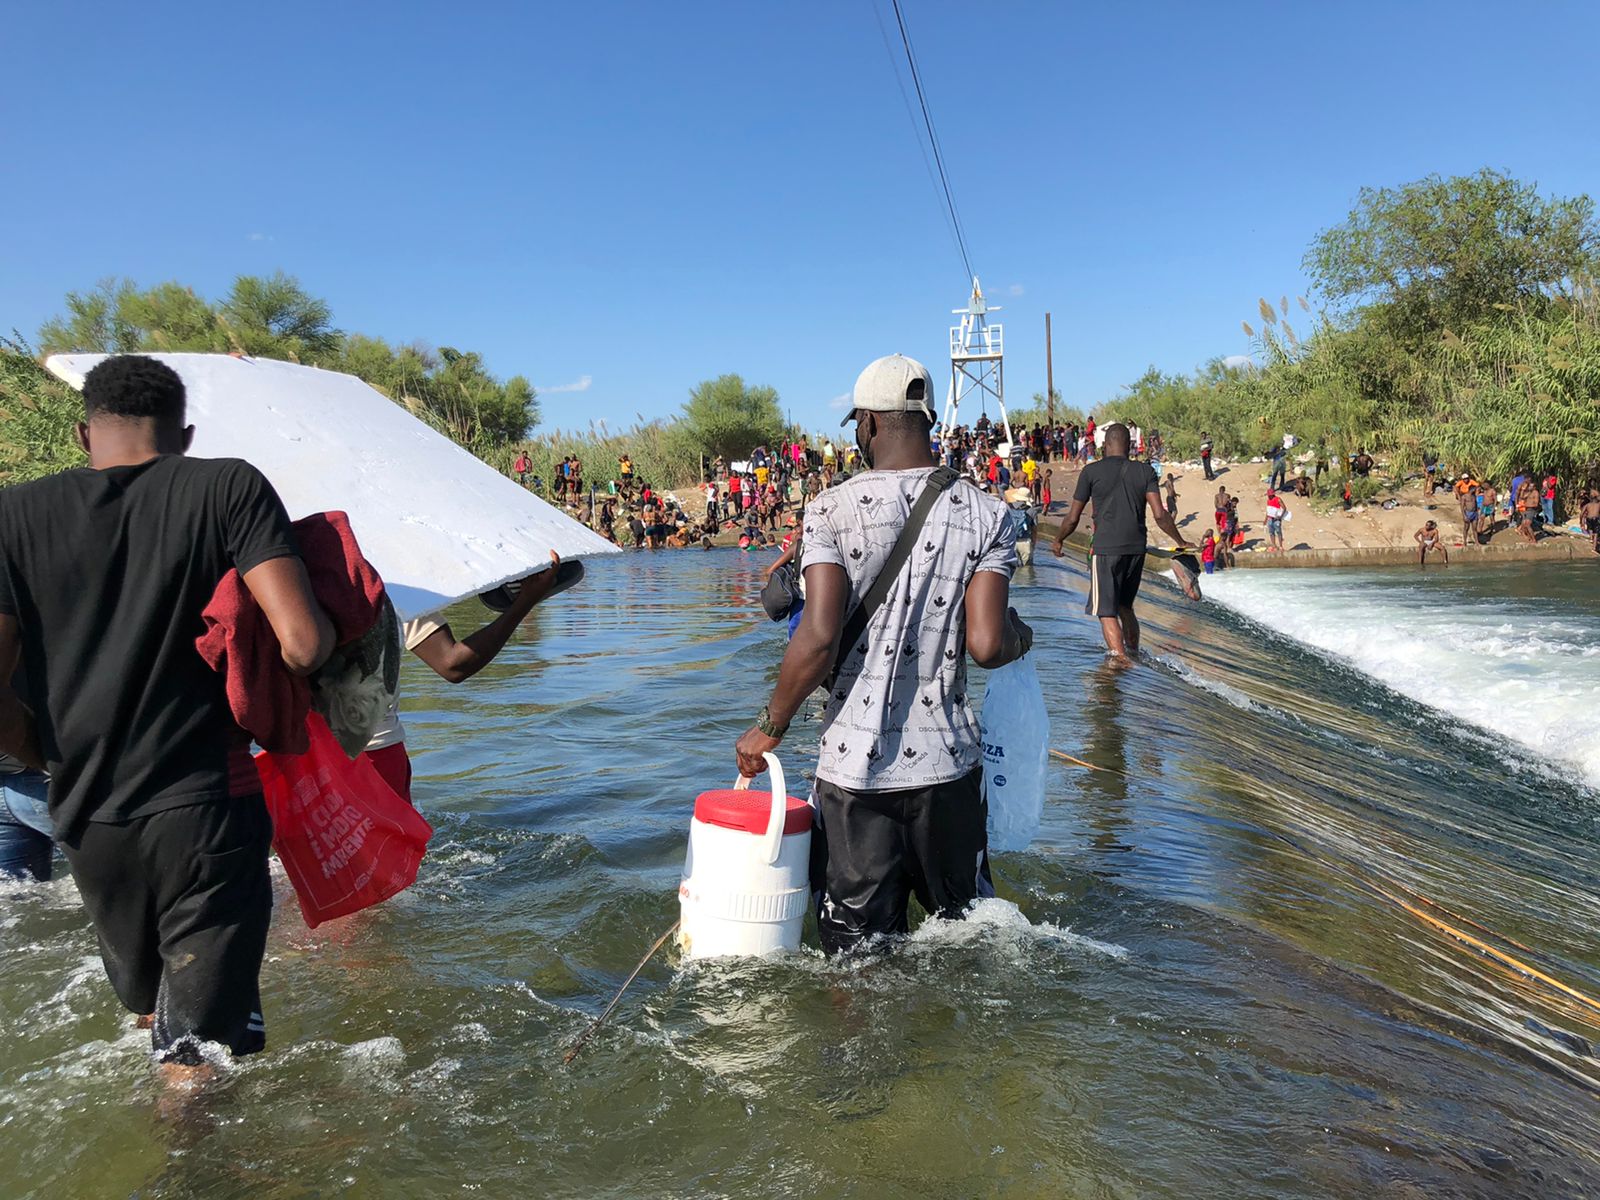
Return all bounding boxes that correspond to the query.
[197,511,386,755]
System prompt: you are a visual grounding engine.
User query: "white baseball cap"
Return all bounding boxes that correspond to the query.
[841,354,936,426]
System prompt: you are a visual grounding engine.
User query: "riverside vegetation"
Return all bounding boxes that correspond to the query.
[0,274,787,489]
[5,171,1596,492]
[1074,170,1600,488]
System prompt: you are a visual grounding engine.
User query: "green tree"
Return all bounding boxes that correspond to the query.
[37,279,140,354]
[218,272,341,360]
[122,282,225,352]
[38,274,336,358]
[1008,389,1087,430]
[34,276,542,451]
[674,374,785,463]
[1305,168,1600,342]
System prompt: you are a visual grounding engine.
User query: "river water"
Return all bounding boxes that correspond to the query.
[3,552,1598,1198]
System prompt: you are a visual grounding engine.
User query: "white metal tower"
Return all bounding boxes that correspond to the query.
[940,277,1011,450]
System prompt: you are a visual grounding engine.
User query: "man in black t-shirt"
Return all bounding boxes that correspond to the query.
[0,356,334,1075]
[1050,423,1190,660]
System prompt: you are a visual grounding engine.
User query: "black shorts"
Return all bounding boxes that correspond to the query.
[1085,552,1145,617]
[62,797,274,1063]
[810,767,992,955]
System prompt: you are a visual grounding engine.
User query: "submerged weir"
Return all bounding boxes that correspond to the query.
[3,553,1598,1198]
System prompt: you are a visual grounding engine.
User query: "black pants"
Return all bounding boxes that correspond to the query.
[811,768,992,955]
[62,797,274,1063]
[1202,455,1214,480]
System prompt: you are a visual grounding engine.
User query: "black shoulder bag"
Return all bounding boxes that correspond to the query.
[824,466,960,690]
[759,548,801,621]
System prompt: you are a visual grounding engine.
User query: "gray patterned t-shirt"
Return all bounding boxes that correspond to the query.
[802,467,1017,791]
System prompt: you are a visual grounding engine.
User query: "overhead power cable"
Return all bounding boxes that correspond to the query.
[885,0,975,283]
[870,2,964,271]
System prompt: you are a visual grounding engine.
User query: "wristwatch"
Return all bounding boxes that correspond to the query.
[755,705,789,738]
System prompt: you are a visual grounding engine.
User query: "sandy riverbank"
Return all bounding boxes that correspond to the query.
[555,460,1594,563]
[1039,457,1591,567]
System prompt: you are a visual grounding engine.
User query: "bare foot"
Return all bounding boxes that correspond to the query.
[159,1061,218,1090]
[151,1057,222,1125]
[136,1013,155,1030]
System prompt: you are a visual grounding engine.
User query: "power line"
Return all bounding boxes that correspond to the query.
[870,1,966,272]
[886,0,975,283]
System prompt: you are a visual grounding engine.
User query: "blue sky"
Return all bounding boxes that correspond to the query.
[4,1,1598,436]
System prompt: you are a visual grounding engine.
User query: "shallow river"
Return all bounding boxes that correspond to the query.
[3,552,1599,1198]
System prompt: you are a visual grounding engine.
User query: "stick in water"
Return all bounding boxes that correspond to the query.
[562,920,680,1065]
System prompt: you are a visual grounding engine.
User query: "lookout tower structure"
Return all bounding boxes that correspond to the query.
[941,277,1011,451]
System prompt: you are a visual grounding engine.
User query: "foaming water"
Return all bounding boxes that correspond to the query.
[4,550,1600,1199]
[1205,562,1600,789]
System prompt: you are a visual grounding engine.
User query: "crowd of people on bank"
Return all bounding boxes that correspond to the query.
[511,421,1594,568]
[505,422,1076,556]
[1447,468,1586,549]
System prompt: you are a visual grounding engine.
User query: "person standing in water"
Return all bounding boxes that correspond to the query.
[735,354,1030,954]
[0,745,51,881]
[1051,423,1190,661]
[0,356,335,1077]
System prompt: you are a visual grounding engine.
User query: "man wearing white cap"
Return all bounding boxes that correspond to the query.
[736,354,1032,953]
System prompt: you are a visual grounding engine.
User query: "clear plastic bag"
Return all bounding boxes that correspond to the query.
[980,655,1050,852]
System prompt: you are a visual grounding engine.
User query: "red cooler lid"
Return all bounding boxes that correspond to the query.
[694,789,812,836]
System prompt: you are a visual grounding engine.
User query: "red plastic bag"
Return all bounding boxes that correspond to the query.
[255,713,433,927]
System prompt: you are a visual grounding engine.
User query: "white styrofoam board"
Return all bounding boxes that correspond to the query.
[46,353,618,620]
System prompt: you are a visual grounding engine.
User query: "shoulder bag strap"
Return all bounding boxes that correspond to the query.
[827,466,959,688]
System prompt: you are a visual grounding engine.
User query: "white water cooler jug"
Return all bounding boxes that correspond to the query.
[678,752,812,959]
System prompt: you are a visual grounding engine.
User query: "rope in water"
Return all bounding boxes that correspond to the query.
[562,920,680,1065]
[1047,748,1600,1022]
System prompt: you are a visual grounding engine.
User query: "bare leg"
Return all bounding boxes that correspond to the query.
[1119,606,1141,654]
[1097,616,1130,659]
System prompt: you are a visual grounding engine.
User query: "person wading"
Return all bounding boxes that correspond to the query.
[735,354,1032,954]
[0,356,335,1081]
[1050,422,1190,661]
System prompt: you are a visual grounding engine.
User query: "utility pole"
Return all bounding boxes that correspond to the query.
[1044,312,1055,425]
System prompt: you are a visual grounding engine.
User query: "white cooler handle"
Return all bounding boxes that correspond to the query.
[733,751,789,866]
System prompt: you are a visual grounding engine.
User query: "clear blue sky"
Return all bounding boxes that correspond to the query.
[4,1,1598,436]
